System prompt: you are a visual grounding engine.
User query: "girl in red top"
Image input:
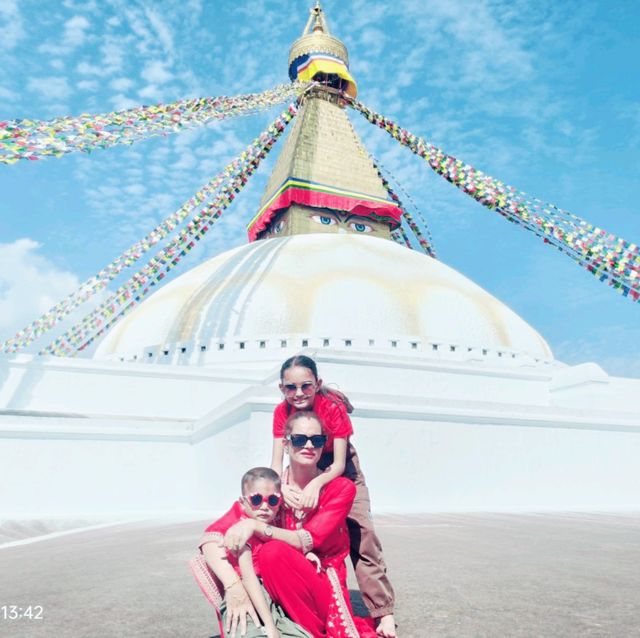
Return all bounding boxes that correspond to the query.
[270,355,397,638]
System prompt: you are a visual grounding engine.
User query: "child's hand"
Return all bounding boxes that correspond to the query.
[224,581,260,637]
[300,481,321,510]
[282,483,302,509]
[224,519,256,554]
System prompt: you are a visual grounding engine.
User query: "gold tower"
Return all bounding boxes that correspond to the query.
[247,2,402,242]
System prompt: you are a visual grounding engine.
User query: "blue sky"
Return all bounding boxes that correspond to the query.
[0,0,638,376]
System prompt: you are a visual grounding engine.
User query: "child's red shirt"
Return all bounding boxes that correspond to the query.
[200,502,265,576]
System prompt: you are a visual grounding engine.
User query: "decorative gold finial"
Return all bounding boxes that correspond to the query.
[302,2,330,35]
[288,2,357,98]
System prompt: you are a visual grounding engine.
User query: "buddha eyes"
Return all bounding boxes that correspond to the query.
[349,222,372,233]
[311,214,337,226]
[309,214,372,232]
[273,220,285,233]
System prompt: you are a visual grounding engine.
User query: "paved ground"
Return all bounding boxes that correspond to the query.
[0,519,110,545]
[1,513,639,637]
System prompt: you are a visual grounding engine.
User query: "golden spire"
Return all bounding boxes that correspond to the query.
[302,1,330,35]
[288,2,357,98]
[247,3,399,243]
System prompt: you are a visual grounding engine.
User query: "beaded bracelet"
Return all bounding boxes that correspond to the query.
[224,576,242,592]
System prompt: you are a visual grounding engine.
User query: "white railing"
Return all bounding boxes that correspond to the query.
[100,334,553,368]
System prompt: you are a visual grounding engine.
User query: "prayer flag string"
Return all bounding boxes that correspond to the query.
[392,226,413,249]
[349,98,640,302]
[41,104,298,356]
[2,140,271,353]
[0,83,307,164]
[372,159,436,258]
[343,107,435,257]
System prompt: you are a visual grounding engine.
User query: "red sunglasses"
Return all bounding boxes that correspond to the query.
[246,493,281,508]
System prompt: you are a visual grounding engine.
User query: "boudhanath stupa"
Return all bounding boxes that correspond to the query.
[1,3,639,521]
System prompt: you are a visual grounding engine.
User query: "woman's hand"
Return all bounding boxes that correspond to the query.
[224,519,256,554]
[225,580,260,637]
[305,551,321,573]
[282,483,302,509]
[299,480,321,510]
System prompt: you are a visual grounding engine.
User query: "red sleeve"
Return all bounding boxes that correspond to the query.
[199,502,244,555]
[303,478,356,549]
[204,502,242,534]
[273,401,288,437]
[322,398,353,439]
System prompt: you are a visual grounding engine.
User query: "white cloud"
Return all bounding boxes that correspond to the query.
[27,77,71,100]
[618,101,640,147]
[142,60,173,85]
[0,0,24,50]
[38,14,92,56]
[0,84,17,100]
[0,239,80,341]
[63,0,98,10]
[172,151,197,170]
[76,61,102,75]
[358,27,386,57]
[124,183,146,196]
[99,38,126,74]
[110,77,134,91]
[77,79,98,92]
[110,93,139,110]
[138,84,161,100]
[64,15,90,47]
[123,7,154,54]
[143,7,174,55]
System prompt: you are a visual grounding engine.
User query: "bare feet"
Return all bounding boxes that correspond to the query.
[376,614,397,637]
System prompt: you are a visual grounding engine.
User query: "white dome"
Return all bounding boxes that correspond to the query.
[94,234,552,360]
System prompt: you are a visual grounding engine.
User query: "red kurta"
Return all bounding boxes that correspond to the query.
[259,477,376,638]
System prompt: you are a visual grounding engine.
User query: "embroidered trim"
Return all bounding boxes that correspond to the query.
[198,531,224,552]
[188,554,224,609]
[327,566,360,638]
[189,555,226,638]
[297,529,314,554]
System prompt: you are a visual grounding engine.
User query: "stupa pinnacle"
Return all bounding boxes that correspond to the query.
[288,1,356,98]
[247,3,402,242]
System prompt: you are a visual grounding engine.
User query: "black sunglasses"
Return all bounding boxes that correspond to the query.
[287,434,328,448]
[247,493,281,508]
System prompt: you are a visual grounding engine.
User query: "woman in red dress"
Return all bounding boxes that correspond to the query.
[224,411,376,638]
[271,356,396,637]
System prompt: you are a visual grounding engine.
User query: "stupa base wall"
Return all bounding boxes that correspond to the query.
[2,408,639,520]
[1,351,639,520]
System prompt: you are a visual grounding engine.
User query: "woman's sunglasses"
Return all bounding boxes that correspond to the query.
[287,434,328,448]
[246,493,281,508]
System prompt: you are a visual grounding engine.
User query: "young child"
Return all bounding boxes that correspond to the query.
[270,356,397,638]
[198,467,310,638]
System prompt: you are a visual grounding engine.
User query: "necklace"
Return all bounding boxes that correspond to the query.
[282,466,318,527]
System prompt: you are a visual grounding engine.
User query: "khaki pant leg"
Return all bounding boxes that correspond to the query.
[347,475,395,618]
